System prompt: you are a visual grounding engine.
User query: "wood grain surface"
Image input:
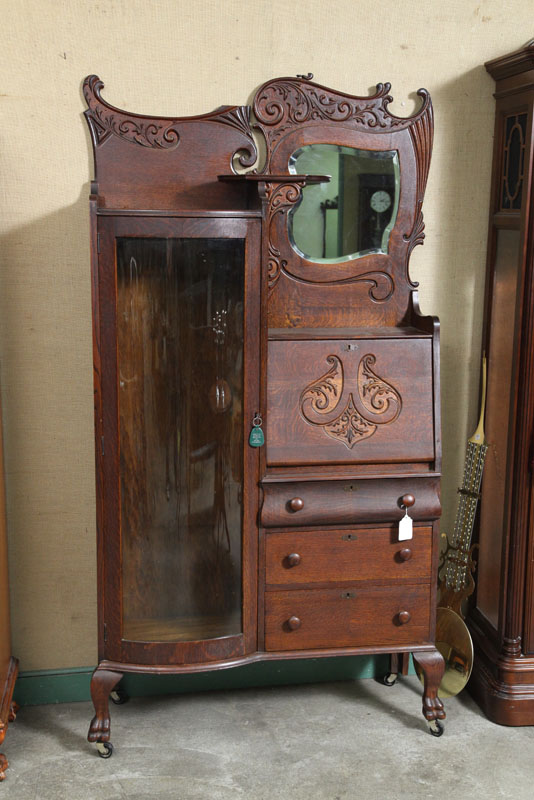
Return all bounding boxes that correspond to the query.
[264,526,432,587]
[265,584,431,651]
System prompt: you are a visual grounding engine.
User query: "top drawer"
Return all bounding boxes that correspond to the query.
[260,477,441,528]
[266,338,434,466]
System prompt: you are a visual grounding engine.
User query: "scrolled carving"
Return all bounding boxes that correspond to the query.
[83,76,258,168]
[207,106,258,168]
[358,354,402,424]
[283,268,394,301]
[403,94,434,286]
[300,355,344,418]
[253,77,432,168]
[300,353,402,450]
[264,181,304,292]
[83,75,180,149]
[263,179,395,300]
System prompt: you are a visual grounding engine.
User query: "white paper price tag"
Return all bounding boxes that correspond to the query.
[398,509,413,541]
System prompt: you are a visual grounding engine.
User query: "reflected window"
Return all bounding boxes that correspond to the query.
[288,144,400,263]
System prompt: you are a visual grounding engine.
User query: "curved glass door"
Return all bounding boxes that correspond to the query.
[116,237,244,643]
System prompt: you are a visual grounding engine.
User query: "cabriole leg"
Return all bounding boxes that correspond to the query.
[87,667,123,756]
[0,715,14,780]
[0,752,8,781]
[412,649,446,734]
[0,728,7,781]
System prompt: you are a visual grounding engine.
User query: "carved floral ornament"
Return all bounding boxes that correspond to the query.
[83,75,432,297]
[251,77,433,298]
[83,73,432,172]
[83,75,257,167]
[300,353,402,449]
[253,78,432,154]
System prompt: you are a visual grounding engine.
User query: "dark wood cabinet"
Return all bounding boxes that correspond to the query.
[467,41,534,725]
[83,74,445,754]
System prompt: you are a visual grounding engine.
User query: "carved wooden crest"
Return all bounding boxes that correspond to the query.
[300,354,402,449]
[253,77,432,168]
[83,75,257,167]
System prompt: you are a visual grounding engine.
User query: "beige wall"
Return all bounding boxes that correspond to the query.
[0,0,530,670]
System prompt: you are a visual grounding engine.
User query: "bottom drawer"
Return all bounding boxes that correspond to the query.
[264,584,431,651]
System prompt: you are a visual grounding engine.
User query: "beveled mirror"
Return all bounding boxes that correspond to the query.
[288,144,400,262]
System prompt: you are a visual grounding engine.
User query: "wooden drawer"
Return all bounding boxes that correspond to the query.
[260,477,441,528]
[267,338,434,466]
[265,526,432,587]
[264,584,431,651]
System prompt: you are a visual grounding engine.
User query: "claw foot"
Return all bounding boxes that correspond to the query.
[88,714,111,743]
[412,649,446,725]
[0,753,7,781]
[87,668,122,745]
[422,693,446,721]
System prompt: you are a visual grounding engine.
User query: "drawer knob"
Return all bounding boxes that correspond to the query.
[288,497,304,512]
[287,615,301,631]
[400,493,415,508]
[287,553,301,567]
[399,548,413,562]
[398,610,412,625]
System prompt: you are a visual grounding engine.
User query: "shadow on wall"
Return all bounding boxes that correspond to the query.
[422,65,494,545]
[0,189,99,671]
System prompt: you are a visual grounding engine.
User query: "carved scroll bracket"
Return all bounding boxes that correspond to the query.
[261,180,304,293]
[403,94,434,288]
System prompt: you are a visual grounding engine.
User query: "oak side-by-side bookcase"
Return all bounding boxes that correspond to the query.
[83,74,445,755]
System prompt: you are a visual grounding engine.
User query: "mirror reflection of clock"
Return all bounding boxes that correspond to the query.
[370,190,392,213]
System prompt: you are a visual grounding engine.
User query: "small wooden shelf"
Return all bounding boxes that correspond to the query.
[97,208,263,218]
[218,173,331,185]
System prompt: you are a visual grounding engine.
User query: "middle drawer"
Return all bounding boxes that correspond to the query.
[265,526,432,586]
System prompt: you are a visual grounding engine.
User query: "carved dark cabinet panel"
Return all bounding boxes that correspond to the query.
[267,338,434,465]
[467,41,534,725]
[84,74,445,753]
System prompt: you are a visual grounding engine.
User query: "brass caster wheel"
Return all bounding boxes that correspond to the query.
[428,719,444,737]
[382,672,398,686]
[96,741,114,759]
[110,688,129,705]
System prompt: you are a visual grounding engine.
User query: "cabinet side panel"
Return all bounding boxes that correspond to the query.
[477,231,521,629]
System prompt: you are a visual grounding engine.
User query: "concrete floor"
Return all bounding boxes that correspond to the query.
[2,676,534,799]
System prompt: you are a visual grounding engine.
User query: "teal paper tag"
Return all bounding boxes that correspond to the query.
[249,426,265,447]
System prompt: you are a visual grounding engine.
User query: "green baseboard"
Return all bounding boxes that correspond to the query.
[13,654,414,706]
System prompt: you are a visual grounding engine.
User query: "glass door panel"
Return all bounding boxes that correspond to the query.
[116,237,244,642]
